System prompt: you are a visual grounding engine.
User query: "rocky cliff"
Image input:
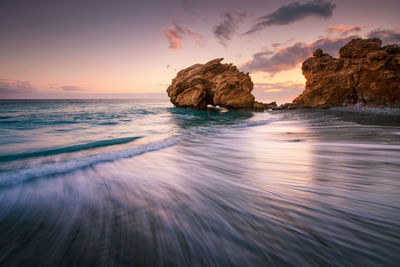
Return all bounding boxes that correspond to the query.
[167,58,276,110]
[289,38,400,108]
[167,38,399,111]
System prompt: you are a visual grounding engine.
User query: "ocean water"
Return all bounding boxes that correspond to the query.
[0,99,400,266]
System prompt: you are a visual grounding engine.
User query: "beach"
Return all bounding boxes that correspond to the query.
[0,99,399,265]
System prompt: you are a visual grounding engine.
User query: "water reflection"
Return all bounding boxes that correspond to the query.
[167,107,253,129]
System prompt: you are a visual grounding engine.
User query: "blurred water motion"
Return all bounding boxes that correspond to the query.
[0,100,400,266]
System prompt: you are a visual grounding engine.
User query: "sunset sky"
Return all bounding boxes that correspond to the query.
[0,0,399,103]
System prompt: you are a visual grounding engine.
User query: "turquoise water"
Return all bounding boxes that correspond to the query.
[0,99,400,266]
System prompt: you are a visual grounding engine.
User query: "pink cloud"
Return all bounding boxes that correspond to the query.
[241,35,357,75]
[252,81,305,104]
[0,79,37,98]
[162,26,182,50]
[245,29,400,76]
[162,21,203,50]
[184,25,203,45]
[326,24,361,36]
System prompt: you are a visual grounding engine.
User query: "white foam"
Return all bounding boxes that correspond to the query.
[0,136,181,187]
[232,119,275,128]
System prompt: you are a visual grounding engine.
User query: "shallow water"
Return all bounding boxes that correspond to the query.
[0,100,400,266]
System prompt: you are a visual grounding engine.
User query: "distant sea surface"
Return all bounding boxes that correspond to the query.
[0,99,400,266]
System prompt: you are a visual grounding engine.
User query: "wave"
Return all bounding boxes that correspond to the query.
[0,115,276,186]
[0,136,181,187]
[0,136,143,162]
[232,119,275,128]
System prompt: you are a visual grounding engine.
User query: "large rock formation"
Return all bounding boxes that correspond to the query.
[289,38,400,108]
[167,58,276,110]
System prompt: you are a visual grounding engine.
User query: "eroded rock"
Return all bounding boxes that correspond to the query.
[253,101,278,110]
[282,38,400,109]
[339,38,382,58]
[167,58,271,110]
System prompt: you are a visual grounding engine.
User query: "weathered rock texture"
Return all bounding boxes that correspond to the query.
[167,58,276,110]
[289,38,400,108]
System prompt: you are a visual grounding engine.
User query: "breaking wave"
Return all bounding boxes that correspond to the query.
[0,136,181,187]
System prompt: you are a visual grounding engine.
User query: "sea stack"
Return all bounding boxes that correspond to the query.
[285,38,400,108]
[167,58,277,110]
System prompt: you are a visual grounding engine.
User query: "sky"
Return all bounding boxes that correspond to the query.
[0,0,399,103]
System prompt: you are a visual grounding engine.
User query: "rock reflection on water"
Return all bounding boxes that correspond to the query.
[1,109,400,266]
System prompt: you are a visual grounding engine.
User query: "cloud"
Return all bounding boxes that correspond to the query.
[246,0,335,34]
[326,24,361,36]
[162,21,203,50]
[250,48,275,60]
[213,11,247,47]
[48,83,87,92]
[252,81,305,103]
[162,25,182,50]
[241,35,356,75]
[255,81,305,91]
[0,79,37,97]
[60,86,86,91]
[184,26,203,45]
[271,38,295,49]
[368,28,400,45]
[272,43,281,48]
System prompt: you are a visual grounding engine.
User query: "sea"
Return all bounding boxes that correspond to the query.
[0,99,399,266]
